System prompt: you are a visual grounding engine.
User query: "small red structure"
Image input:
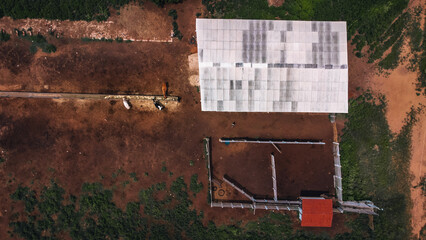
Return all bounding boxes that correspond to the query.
[300,198,333,227]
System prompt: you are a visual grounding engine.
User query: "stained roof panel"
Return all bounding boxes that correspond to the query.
[196,19,348,113]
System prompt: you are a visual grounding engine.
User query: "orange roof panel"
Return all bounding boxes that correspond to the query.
[301,199,333,227]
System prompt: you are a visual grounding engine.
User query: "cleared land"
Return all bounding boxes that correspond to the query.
[211,134,334,201]
[0,0,423,238]
[0,30,337,239]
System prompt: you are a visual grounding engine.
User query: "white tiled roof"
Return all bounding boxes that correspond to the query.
[196,19,348,113]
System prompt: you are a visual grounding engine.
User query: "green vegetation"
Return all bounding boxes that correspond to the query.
[201,0,425,89]
[9,178,337,239]
[407,7,423,53]
[16,31,57,54]
[112,167,124,178]
[377,36,404,70]
[339,92,422,239]
[122,180,130,187]
[407,8,423,76]
[171,20,183,40]
[367,11,409,64]
[202,0,410,66]
[166,7,182,40]
[81,37,129,43]
[168,9,178,20]
[416,14,426,95]
[190,174,203,194]
[129,172,138,182]
[10,185,38,212]
[0,157,5,163]
[150,0,182,8]
[0,29,10,42]
[0,0,130,21]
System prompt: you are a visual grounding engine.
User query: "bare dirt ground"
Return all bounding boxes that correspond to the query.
[4,0,422,237]
[268,0,285,7]
[211,129,334,201]
[0,2,172,41]
[0,1,344,237]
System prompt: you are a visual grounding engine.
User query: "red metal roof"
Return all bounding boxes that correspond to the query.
[301,199,333,227]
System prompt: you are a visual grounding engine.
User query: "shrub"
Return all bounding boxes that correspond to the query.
[168,9,178,20]
[42,44,56,53]
[150,0,182,8]
[172,21,183,40]
[190,174,203,194]
[129,172,138,182]
[0,29,10,42]
[10,185,38,212]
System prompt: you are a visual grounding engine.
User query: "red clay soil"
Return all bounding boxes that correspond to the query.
[0,38,336,237]
[0,1,344,238]
[212,138,334,200]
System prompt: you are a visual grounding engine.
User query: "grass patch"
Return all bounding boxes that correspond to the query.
[168,9,178,20]
[129,172,138,182]
[416,14,426,95]
[9,177,339,239]
[378,36,404,70]
[190,174,203,194]
[367,11,409,63]
[150,0,182,8]
[17,31,56,54]
[339,91,422,239]
[0,29,10,42]
[407,7,423,53]
[112,167,124,179]
[122,180,130,187]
